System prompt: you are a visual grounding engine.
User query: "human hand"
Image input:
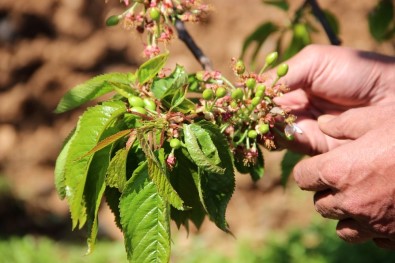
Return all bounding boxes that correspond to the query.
[294,105,395,249]
[275,44,395,155]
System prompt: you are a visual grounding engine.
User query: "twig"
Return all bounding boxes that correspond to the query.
[174,19,213,70]
[307,0,341,45]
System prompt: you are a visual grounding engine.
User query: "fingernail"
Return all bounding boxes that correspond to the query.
[317,114,336,124]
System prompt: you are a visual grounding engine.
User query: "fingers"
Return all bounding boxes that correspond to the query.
[318,105,395,140]
[293,147,350,191]
[336,219,374,243]
[313,190,347,220]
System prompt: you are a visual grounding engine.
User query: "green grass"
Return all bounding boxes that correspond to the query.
[1,220,395,263]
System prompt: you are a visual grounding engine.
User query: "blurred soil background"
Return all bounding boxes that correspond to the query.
[0,0,394,261]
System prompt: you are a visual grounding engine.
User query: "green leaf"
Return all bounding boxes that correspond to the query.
[54,128,76,199]
[120,162,171,263]
[106,148,128,192]
[85,125,120,254]
[170,149,206,230]
[262,0,289,11]
[137,53,169,85]
[78,129,131,159]
[193,121,235,232]
[55,73,132,113]
[241,22,278,63]
[104,187,122,230]
[63,101,126,229]
[183,124,225,174]
[151,65,188,99]
[282,23,311,60]
[281,150,304,186]
[323,9,340,36]
[137,132,184,210]
[368,0,394,41]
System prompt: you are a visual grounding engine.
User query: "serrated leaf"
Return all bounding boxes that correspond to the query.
[104,187,122,230]
[120,162,171,263]
[170,149,206,230]
[184,124,225,174]
[262,0,289,11]
[281,150,304,186]
[79,129,131,159]
[63,101,126,229]
[54,128,76,199]
[55,73,132,113]
[241,22,278,64]
[106,148,128,192]
[368,0,394,41]
[193,121,235,232]
[137,53,169,85]
[138,133,184,210]
[85,125,120,254]
[151,65,188,99]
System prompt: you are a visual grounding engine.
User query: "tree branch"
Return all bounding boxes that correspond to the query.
[307,0,341,45]
[174,19,213,71]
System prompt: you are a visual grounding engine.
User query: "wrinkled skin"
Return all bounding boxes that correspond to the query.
[275,44,395,249]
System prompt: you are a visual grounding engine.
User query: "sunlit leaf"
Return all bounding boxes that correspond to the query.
[55,73,132,113]
[184,124,225,174]
[193,121,235,232]
[79,129,131,159]
[85,125,120,254]
[120,162,171,263]
[151,65,188,99]
[106,148,129,192]
[54,128,75,199]
[138,133,184,210]
[137,53,169,85]
[62,101,126,229]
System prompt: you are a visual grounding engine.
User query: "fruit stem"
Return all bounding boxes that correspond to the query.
[221,76,236,90]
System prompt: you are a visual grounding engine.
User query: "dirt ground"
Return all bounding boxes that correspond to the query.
[0,0,394,250]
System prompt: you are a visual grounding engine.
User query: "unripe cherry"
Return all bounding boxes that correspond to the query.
[202,89,214,100]
[143,98,156,111]
[170,138,182,149]
[106,15,120,26]
[257,123,270,134]
[245,78,256,89]
[231,88,244,101]
[215,87,227,98]
[265,51,278,66]
[255,85,266,98]
[130,106,147,116]
[251,96,261,107]
[128,96,145,107]
[248,130,258,139]
[277,63,289,77]
[149,7,161,21]
[195,71,205,81]
[235,60,245,75]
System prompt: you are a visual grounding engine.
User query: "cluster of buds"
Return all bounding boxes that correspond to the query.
[194,52,301,166]
[106,0,209,57]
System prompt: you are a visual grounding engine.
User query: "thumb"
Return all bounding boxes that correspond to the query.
[318,105,395,139]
